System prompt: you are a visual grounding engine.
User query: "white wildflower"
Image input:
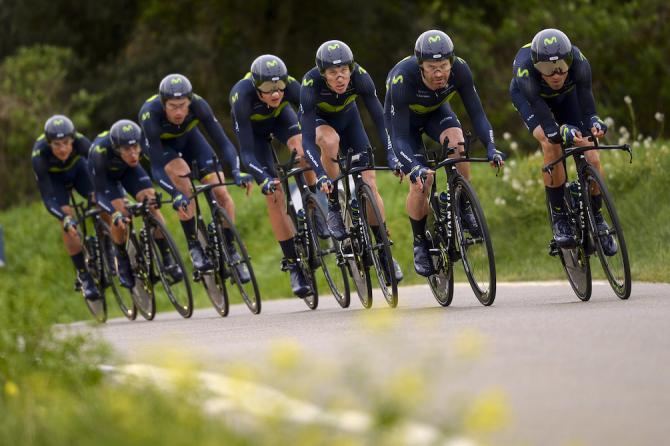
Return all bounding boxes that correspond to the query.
[510,141,518,151]
[512,179,522,191]
[503,132,511,140]
[624,95,632,105]
[655,112,664,122]
[525,179,534,187]
[509,160,517,167]
[604,117,615,127]
[494,197,506,206]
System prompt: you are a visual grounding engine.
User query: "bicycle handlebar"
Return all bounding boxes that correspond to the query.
[542,142,632,173]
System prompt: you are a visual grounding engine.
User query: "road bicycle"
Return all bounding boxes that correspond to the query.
[543,138,632,300]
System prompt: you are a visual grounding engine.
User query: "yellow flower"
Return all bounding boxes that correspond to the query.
[4,380,19,396]
[453,329,486,360]
[269,338,303,371]
[463,389,510,433]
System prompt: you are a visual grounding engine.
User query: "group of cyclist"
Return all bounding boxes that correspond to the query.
[32,26,616,306]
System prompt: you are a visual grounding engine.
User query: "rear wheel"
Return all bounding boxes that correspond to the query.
[359,183,398,308]
[453,179,496,306]
[98,222,136,320]
[214,208,262,314]
[305,195,350,308]
[425,228,454,307]
[548,193,592,301]
[583,166,631,299]
[147,217,193,318]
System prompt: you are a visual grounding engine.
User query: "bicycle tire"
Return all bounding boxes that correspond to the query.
[305,195,350,308]
[339,190,372,309]
[425,228,454,307]
[583,165,631,299]
[214,208,262,314]
[147,216,193,318]
[550,193,592,300]
[127,230,156,321]
[358,182,398,308]
[453,178,496,306]
[97,221,137,320]
[197,219,229,317]
[80,231,108,323]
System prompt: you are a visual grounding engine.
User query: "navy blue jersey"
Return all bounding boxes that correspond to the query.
[384,55,495,172]
[88,131,149,213]
[31,132,92,219]
[510,44,596,141]
[299,64,393,177]
[230,73,301,182]
[138,93,240,172]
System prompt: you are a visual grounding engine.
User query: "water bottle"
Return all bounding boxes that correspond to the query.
[350,198,360,224]
[438,192,450,222]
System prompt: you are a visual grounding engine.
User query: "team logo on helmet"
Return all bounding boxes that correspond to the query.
[327,43,340,51]
[122,125,133,132]
[54,119,64,125]
[266,60,278,68]
[171,77,183,84]
[428,35,441,43]
[544,36,558,45]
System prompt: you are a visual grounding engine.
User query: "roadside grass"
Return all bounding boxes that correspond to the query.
[1,140,668,323]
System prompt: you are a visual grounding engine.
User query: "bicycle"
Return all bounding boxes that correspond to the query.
[421,134,498,307]
[183,163,261,316]
[542,137,632,300]
[274,149,350,310]
[334,146,397,308]
[69,192,136,322]
[123,194,193,319]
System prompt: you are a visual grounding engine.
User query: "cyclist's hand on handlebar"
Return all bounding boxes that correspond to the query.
[560,124,582,146]
[488,148,506,168]
[172,193,190,219]
[409,165,434,192]
[260,177,279,195]
[62,215,78,235]
[390,157,405,181]
[112,211,129,230]
[316,175,333,194]
[233,170,253,196]
[590,115,607,139]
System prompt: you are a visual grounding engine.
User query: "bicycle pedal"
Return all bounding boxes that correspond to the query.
[192,270,202,282]
[548,241,559,256]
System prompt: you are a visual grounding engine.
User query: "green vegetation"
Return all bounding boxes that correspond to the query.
[2,0,669,208]
[1,137,667,324]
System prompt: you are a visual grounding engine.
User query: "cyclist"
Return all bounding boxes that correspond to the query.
[31,115,101,301]
[230,54,327,297]
[300,39,403,283]
[88,119,183,289]
[384,30,504,277]
[509,28,615,254]
[139,73,253,280]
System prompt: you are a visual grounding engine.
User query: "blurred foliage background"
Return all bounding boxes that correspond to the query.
[1,0,668,209]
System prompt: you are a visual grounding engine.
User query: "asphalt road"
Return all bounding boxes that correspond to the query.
[71,281,670,445]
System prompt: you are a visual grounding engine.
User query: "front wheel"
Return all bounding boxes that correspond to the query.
[305,195,350,308]
[453,179,496,306]
[81,233,108,323]
[214,208,262,314]
[147,217,193,318]
[97,222,136,320]
[339,190,372,309]
[359,183,398,308]
[583,166,631,299]
[127,229,156,321]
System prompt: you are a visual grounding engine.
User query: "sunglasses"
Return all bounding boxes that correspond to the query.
[257,80,287,94]
[534,59,570,77]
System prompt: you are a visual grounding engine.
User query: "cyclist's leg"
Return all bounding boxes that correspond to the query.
[315,120,341,180]
[427,103,469,179]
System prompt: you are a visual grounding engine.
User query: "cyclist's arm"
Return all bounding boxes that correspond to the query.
[231,96,271,184]
[455,60,496,153]
[356,68,395,164]
[387,76,420,174]
[509,79,536,130]
[517,74,561,141]
[299,81,327,178]
[285,76,301,109]
[193,97,240,172]
[32,155,66,220]
[89,147,116,214]
[572,51,598,123]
